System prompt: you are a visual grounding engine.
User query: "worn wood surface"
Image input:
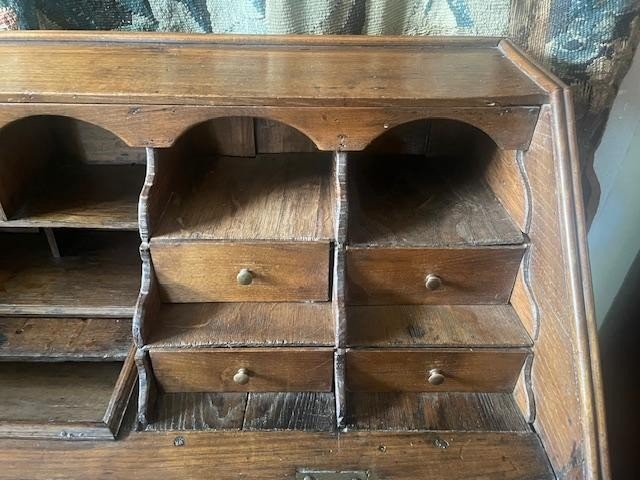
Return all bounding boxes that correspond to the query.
[0,164,144,229]
[243,392,336,432]
[0,430,554,480]
[347,305,531,348]
[150,348,334,393]
[145,302,333,349]
[0,231,140,317]
[151,241,330,302]
[0,317,130,361]
[0,362,121,424]
[346,349,528,393]
[103,346,137,438]
[147,392,248,431]
[346,246,524,305]
[153,154,333,242]
[255,118,317,153]
[347,392,529,432]
[0,34,546,107]
[349,154,523,247]
[0,103,539,152]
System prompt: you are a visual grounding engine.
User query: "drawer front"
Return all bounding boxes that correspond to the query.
[150,348,334,392]
[150,241,330,302]
[346,246,524,305]
[346,349,528,392]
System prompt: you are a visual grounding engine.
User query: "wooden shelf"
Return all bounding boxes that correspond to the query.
[145,302,334,349]
[347,305,532,348]
[0,164,145,230]
[349,155,524,247]
[0,317,131,362]
[0,362,121,424]
[0,231,140,317]
[346,392,530,432]
[152,154,334,242]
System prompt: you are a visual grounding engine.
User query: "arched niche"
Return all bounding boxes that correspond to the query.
[347,118,528,249]
[0,115,145,227]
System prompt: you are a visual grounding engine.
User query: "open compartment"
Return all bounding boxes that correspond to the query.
[0,228,139,439]
[0,116,146,229]
[139,118,338,429]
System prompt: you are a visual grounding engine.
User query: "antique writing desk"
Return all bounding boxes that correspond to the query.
[0,32,608,479]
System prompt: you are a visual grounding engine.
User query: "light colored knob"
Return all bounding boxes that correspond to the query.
[425,274,442,291]
[233,368,250,385]
[236,268,253,286]
[428,368,445,385]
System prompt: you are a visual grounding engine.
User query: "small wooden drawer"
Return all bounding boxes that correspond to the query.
[150,241,330,302]
[149,348,334,392]
[346,246,525,305]
[346,349,528,392]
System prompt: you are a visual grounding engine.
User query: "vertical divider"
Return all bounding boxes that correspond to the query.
[332,151,348,429]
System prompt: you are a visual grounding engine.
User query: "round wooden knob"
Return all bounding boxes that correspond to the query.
[236,268,253,285]
[425,274,442,291]
[233,368,250,385]
[428,368,445,385]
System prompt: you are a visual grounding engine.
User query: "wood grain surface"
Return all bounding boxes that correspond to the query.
[0,317,131,361]
[346,349,528,392]
[0,34,546,107]
[0,362,121,423]
[153,154,333,242]
[346,246,525,305]
[347,392,529,432]
[0,430,554,479]
[145,302,333,349]
[0,231,140,317]
[348,154,523,247]
[151,241,330,302]
[150,348,334,392]
[347,305,531,348]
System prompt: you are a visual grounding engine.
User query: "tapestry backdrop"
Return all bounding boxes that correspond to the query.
[1,0,639,221]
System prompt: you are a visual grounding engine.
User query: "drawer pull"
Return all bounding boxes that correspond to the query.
[233,368,251,385]
[236,268,253,286]
[427,368,445,385]
[424,273,442,291]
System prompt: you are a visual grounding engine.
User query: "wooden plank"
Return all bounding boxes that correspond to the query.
[0,231,140,317]
[0,362,122,424]
[103,346,137,438]
[186,117,255,157]
[346,246,525,305]
[0,164,145,230]
[0,34,547,107]
[349,154,523,247]
[347,392,529,432]
[347,305,532,348]
[150,348,334,393]
[0,430,555,479]
[346,349,528,393]
[151,241,330,303]
[153,154,333,242]
[145,302,334,349]
[255,118,317,153]
[146,393,247,432]
[243,392,336,432]
[0,317,131,361]
[0,104,540,152]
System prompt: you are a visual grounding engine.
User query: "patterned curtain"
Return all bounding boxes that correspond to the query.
[1,0,639,222]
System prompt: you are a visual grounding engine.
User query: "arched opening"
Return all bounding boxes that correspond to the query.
[149,116,334,247]
[0,115,145,227]
[349,118,524,249]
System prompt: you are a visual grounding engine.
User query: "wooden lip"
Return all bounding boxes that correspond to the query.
[0,31,503,47]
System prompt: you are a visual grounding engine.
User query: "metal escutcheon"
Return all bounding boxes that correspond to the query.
[233,368,250,385]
